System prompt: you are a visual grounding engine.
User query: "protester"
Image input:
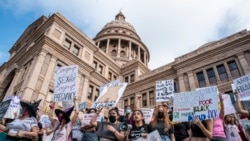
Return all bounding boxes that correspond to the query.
[191,118,213,141]
[149,104,175,141]
[127,110,148,141]
[80,108,98,141]
[224,114,242,141]
[72,117,82,141]
[48,97,79,141]
[211,93,227,141]
[0,101,38,141]
[90,107,125,141]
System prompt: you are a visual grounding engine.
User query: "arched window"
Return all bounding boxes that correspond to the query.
[111,50,117,56]
[120,51,125,57]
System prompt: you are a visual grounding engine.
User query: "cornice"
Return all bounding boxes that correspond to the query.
[89,71,110,86]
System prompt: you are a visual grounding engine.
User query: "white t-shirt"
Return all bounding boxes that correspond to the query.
[7,117,38,135]
[225,124,242,141]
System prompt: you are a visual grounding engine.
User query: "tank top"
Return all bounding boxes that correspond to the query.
[191,120,207,137]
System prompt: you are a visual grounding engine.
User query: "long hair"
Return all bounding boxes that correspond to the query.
[132,110,146,125]
[224,114,231,125]
[150,105,171,129]
[230,114,238,125]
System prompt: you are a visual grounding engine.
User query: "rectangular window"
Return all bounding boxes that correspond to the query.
[113,75,117,80]
[125,76,129,83]
[197,72,206,87]
[93,61,98,69]
[206,68,217,85]
[217,64,228,81]
[108,72,112,80]
[124,99,128,109]
[94,89,99,101]
[227,60,240,78]
[63,39,71,49]
[130,74,135,83]
[97,65,103,74]
[130,97,134,110]
[72,45,80,56]
[87,85,94,100]
[142,93,147,107]
[149,91,154,105]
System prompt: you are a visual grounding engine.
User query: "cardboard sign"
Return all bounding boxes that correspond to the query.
[155,80,174,102]
[54,65,78,102]
[40,115,51,128]
[173,86,218,122]
[233,74,250,100]
[91,81,127,108]
[0,100,12,120]
[222,94,236,115]
[4,96,21,119]
[140,108,154,124]
[118,108,124,116]
[135,130,162,141]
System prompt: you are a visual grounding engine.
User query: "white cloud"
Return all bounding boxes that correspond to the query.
[1,0,250,69]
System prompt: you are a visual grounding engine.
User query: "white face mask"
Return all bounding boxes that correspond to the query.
[126,108,131,114]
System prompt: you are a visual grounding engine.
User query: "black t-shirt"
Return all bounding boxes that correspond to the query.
[148,120,173,137]
[128,124,149,141]
[38,122,43,141]
[191,120,207,137]
[174,122,190,141]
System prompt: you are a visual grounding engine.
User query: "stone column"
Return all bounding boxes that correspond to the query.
[203,70,209,86]
[224,62,232,80]
[128,41,132,60]
[187,71,196,90]
[80,75,90,102]
[118,39,121,57]
[106,39,110,54]
[97,41,100,47]
[105,66,109,79]
[213,66,221,84]
[39,56,56,96]
[146,92,150,108]
[178,75,186,92]
[4,69,22,98]
[144,52,146,64]
[22,52,46,101]
[237,53,250,74]
[137,46,140,61]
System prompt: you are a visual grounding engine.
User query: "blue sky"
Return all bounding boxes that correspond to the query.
[0,0,250,69]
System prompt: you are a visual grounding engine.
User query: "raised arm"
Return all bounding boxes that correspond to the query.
[71,97,79,124]
[219,93,225,118]
[90,108,102,127]
[234,90,249,116]
[193,118,213,139]
[48,101,56,126]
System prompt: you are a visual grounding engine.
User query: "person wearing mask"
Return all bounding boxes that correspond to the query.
[0,101,38,141]
[211,93,227,141]
[191,118,213,141]
[149,105,175,141]
[90,107,125,141]
[80,108,98,141]
[127,110,148,141]
[48,97,79,141]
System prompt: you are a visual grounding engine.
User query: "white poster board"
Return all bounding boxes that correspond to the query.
[91,81,127,108]
[4,96,21,119]
[222,94,236,115]
[82,113,103,126]
[173,86,219,122]
[140,108,154,124]
[135,130,162,141]
[54,65,78,102]
[118,108,124,116]
[233,74,250,100]
[155,80,174,102]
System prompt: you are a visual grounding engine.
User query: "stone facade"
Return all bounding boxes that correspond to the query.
[0,12,250,115]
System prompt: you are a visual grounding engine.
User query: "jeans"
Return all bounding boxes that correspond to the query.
[81,132,98,141]
[211,136,227,141]
[161,135,171,141]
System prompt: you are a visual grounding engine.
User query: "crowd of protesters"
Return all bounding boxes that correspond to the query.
[0,90,250,141]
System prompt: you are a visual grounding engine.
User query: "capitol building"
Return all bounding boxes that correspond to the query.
[0,12,250,113]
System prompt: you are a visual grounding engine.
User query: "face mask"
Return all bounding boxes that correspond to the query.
[109,115,116,123]
[126,109,131,114]
[58,115,63,122]
[158,112,164,119]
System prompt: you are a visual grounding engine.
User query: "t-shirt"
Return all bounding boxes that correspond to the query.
[173,122,190,141]
[7,117,38,136]
[51,121,72,141]
[96,122,121,141]
[191,120,207,138]
[148,120,173,137]
[225,124,242,141]
[128,124,149,141]
[212,118,226,138]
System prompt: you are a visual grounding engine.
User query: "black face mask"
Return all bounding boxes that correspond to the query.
[158,112,164,119]
[109,115,116,123]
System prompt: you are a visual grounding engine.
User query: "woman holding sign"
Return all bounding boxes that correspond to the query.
[148,104,175,141]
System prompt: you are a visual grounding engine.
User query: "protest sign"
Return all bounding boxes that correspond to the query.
[78,102,86,111]
[82,113,103,126]
[173,86,218,122]
[155,80,174,102]
[62,101,74,109]
[91,81,127,108]
[118,108,124,116]
[4,96,21,119]
[54,65,78,102]
[135,130,162,141]
[222,94,236,115]
[233,74,250,100]
[0,99,12,120]
[40,115,51,128]
[140,108,154,124]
